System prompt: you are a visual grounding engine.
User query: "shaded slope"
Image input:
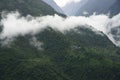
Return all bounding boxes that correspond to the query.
[0,0,56,16]
[66,27,115,47]
[62,0,88,16]
[75,0,120,16]
[0,0,120,80]
[42,0,64,14]
[0,27,120,80]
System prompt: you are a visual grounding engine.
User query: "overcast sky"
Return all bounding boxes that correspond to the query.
[54,0,81,7]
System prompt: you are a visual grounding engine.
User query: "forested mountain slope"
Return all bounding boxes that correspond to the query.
[0,0,120,80]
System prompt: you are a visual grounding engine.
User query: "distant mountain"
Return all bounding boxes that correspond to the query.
[76,0,119,16]
[42,0,64,14]
[62,0,88,16]
[108,0,120,16]
[62,0,120,16]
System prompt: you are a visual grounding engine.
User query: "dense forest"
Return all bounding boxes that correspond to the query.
[0,0,120,80]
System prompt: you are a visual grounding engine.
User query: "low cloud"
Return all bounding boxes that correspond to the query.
[0,11,120,47]
[30,37,43,50]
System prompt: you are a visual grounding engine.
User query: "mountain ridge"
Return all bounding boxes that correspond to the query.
[61,0,120,16]
[0,0,58,16]
[0,0,120,80]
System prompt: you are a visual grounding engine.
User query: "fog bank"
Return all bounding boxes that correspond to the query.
[0,11,120,46]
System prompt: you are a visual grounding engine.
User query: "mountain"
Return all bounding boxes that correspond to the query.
[42,0,64,14]
[62,0,88,16]
[0,0,57,16]
[1,26,120,80]
[62,0,120,48]
[76,0,120,16]
[62,0,120,16]
[74,0,120,48]
[66,27,115,47]
[0,0,120,80]
[108,0,120,16]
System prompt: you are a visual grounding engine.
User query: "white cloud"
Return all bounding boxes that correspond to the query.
[30,37,43,50]
[0,11,120,47]
[0,11,103,39]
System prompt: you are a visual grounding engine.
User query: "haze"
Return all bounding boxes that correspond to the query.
[54,0,81,7]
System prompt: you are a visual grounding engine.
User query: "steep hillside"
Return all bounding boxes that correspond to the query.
[0,27,120,80]
[62,0,120,16]
[75,0,120,16]
[0,0,56,16]
[66,27,115,47]
[0,0,120,80]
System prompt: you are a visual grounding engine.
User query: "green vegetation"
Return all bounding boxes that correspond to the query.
[0,0,120,80]
[0,0,57,16]
[0,27,120,80]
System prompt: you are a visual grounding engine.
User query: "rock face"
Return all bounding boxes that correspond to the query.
[42,0,64,14]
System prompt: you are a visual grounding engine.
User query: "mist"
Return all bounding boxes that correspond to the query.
[0,11,120,47]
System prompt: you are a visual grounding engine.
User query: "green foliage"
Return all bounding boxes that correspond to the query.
[0,0,120,80]
[0,27,120,80]
[66,27,115,48]
[0,0,56,16]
